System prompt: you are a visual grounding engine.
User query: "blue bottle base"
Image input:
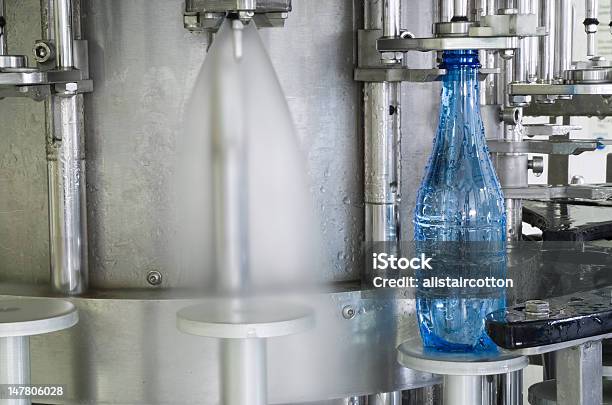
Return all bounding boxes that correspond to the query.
[417,297,502,353]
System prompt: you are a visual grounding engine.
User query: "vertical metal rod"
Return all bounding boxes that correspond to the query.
[53,0,73,67]
[514,0,531,83]
[554,0,574,81]
[505,198,523,241]
[383,0,400,37]
[363,2,402,404]
[364,0,400,244]
[439,0,455,22]
[212,21,250,292]
[364,82,400,242]
[0,336,31,405]
[0,0,7,55]
[555,341,602,405]
[443,375,482,405]
[538,0,556,82]
[528,0,539,81]
[585,0,599,57]
[454,0,468,18]
[367,391,402,405]
[499,370,523,405]
[48,0,88,295]
[220,339,267,405]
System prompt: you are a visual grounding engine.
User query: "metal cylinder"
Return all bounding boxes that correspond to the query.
[364,82,400,242]
[585,0,599,57]
[454,0,468,18]
[0,0,6,56]
[367,391,402,405]
[54,0,74,68]
[439,0,455,22]
[554,0,574,81]
[514,0,534,83]
[538,0,556,82]
[443,375,482,405]
[211,24,250,292]
[363,2,402,404]
[529,0,539,81]
[48,95,88,295]
[47,0,89,295]
[500,370,523,404]
[383,0,401,37]
[0,336,31,405]
[220,339,267,405]
[505,198,523,241]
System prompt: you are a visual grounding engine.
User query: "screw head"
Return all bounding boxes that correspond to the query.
[342,305,356,319]
[33,41,54,63]
[146,270,163,286]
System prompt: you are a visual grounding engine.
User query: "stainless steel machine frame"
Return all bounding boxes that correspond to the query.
[2,0,612,404]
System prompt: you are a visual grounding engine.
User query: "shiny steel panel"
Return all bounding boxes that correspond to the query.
[20,290,436,404]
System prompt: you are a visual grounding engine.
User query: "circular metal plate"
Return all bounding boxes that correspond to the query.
[566,67,612,84]
[397,338,528,376]
[0,298,78,337]
[177,299,314,339]
[434,21,475,37]
[0,55,28,69]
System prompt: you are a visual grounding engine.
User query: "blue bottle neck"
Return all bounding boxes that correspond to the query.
[437,50,485,149]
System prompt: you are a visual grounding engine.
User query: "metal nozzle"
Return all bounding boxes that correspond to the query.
[231,18,244,61]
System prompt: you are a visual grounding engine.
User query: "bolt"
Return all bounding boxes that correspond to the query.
[571,175,585,185]
[342,305,356,319]
[65,82,78,93]
[146,270,163,286]
[525,299,550,318]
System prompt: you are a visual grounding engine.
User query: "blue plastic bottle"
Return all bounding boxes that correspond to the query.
[414,50,506,352]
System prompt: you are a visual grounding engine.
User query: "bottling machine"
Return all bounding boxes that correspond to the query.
[2,0,612,404]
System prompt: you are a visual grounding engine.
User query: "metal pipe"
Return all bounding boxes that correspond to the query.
[383,0,401,37]
[443,375,482,405]
[529,0,539,81]
[439,0,454,22]
[210,21,250,293]
[514,0,533,83]
[505,198,523,240]
[53,0,74,67]
[0,336,30,405]
[48,95,88,295]
[364,82,400,242]
[47,0,88,295]
[363,0,400,244]
[554,0,573,81]
[499,370,523,405]
[220,339,267,405]
[538,0,556,82]
[454,0,468,19]
[363,2,402,404]
[367,391,401,404]
[0,0,6,55]
[585,0,599,57]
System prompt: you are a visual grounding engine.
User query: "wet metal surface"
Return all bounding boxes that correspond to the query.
[524,200,612,241]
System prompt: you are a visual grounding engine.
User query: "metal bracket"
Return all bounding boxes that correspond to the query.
[503,184,612,200]
[510,82,612,96]
[488,139,603,155]
[377,36,520,52]
[354,67,499,83]
[523,124,582,137]
[184,0,291,31]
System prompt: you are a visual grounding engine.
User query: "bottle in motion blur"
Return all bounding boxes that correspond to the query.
[413,50,506,352]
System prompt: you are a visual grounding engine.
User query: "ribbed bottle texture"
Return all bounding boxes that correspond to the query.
[414,50,506,352]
